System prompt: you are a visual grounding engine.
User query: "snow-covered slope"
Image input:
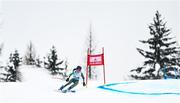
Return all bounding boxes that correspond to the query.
[0,65,180,103]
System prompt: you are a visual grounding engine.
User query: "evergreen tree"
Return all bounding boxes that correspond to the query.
[45,46,64,75]
[24,41,36,65]
[0,43,5,81]
[35,56,42,67]
[6,50,22,82]
[131,11,180,79]
[0,43,4,56]
[6,62,16,82]
[63,59,69,79]
[10,50,21,69]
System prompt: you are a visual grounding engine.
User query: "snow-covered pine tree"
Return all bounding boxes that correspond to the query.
[0,46,7,82]
[130,11,180,80]
[63,59,68,79]
[0,43,4,56]
[45,46,64,75]
[35,56,42,67]
[10,50,21,69]
[6,50,22,82]
[24,41,36,65]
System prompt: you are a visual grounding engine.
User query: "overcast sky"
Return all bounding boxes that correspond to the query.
[0,0,179,82]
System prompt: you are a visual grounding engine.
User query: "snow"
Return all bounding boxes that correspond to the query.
[0,65,180,103]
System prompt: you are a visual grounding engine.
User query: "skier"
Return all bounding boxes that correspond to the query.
[59,66,86,92]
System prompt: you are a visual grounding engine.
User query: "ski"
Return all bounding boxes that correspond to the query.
[61,90,76,93]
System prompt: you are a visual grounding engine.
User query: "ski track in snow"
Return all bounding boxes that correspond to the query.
[0,65,180,103]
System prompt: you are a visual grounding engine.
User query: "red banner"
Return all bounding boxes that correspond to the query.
[87,54,104,66]
[86,48,106,86]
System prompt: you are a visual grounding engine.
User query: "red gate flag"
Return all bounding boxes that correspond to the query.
[87,54,104,66]
[86,48,106,86]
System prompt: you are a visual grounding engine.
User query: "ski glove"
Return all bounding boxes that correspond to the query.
[66,78,69,82]
[83,82,86,86]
